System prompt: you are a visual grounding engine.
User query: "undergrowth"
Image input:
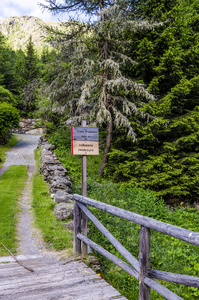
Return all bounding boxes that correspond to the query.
[88,182,199,300]
[0,165,28,256]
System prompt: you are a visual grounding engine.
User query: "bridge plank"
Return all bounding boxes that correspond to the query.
[0,259,127,300]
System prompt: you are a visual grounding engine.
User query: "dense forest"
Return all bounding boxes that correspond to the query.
[1,1,199,299]
[1,0,199,205]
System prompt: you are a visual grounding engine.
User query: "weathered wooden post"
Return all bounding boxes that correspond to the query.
[139,226,150,300]
[73,200,81,255]
[81,120,88,257]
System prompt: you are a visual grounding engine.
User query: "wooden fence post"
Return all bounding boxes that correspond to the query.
[139,226,150,300]
[73,201,82,255]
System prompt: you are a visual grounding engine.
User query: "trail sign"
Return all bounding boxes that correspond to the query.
[71,127,99,155]
[72,127,98,141]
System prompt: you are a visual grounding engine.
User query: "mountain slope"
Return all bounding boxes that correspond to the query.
[0,15,63,52]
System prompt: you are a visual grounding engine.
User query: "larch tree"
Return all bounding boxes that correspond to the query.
[40,0,161,176]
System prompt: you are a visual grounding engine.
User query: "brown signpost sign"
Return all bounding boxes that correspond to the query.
[72,123,99,257]
[71,127,99,155]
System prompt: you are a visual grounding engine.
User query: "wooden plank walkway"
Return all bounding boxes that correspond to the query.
[0,257,127,300]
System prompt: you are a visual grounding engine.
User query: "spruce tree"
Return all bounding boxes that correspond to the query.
[105,0,199,204]
[24,36,38,82]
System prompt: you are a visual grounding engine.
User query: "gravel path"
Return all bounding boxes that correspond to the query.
[0,134,71,263]
[0,134,62,262]
[3,134,41,167]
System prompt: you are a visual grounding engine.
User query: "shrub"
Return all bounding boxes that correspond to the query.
[0,102,20,144]
[0,85,16,105]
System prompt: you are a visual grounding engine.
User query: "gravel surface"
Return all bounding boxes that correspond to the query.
[3,134,41,167]
[0,134,66,261]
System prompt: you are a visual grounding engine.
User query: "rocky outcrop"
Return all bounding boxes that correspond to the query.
[39,138,74,226]
[13,118,46,134]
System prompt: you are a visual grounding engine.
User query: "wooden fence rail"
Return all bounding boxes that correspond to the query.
[73,194,199,300]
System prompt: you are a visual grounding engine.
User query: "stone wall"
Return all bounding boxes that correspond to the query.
[39,137,74,229]
[13,118,46,135]
[39,137,101,266]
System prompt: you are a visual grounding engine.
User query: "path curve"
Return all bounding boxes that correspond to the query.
[3,134,41,167]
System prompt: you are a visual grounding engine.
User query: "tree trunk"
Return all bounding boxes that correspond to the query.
[98,0,112,178]
[98,119,112,177]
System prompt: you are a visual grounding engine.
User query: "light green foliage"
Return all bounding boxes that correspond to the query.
[39,7,158,131]
[88,182,199,299]
[0,102,20,144]
[0,166,28,256]
[0,86,16,105]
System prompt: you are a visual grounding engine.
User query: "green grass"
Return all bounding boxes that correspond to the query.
[32,147,73,252]
[0,165,28,256]
[0,135,19,167]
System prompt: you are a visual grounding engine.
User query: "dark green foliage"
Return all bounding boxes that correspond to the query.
[0,33,32,111]
[24,36,39,82]
[106,108,199,203]
[0,102,20,144]
[104,0,199,203]
[14,49,26,89]
[88,183,199,299]
[48,126,72,149]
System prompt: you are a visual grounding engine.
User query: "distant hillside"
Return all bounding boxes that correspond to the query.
[0,15,65,52]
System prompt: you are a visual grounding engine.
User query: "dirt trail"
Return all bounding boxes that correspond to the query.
[0,134,67,262]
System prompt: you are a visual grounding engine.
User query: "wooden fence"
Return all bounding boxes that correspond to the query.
[73,194,199,300]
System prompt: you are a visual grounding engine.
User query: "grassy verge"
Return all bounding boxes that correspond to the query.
[0,135,19,167]
[32,147,73,252]
[0,165,28,256]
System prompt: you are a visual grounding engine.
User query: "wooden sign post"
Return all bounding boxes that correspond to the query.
[72,121,99,256]
[81,120,87,256]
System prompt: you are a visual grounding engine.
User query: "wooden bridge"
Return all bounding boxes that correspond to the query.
[0,256,127,299]
[1,193,199,300]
